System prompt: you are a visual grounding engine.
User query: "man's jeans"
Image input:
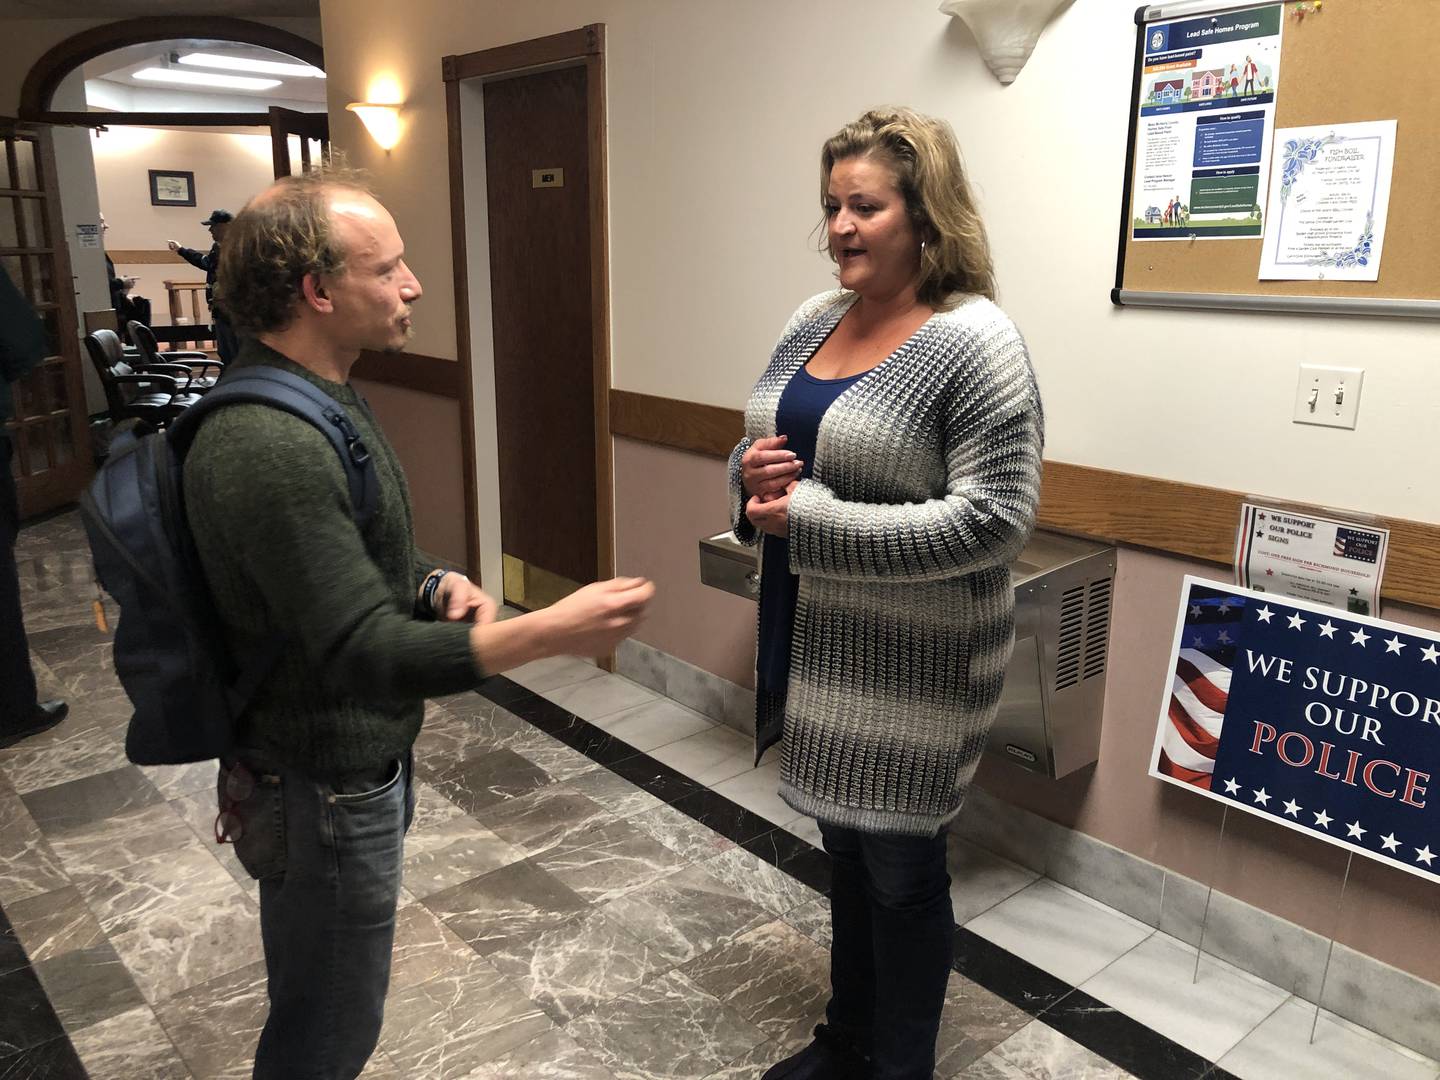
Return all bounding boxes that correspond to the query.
[221,751,415,1080]
[0,435,38,725]
[819,821,954,1080]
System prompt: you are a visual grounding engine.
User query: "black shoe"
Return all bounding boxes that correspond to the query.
[762,1025,870,1080]
[0,700,68,749]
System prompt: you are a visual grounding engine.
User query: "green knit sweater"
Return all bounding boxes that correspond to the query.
[184,340,480,775]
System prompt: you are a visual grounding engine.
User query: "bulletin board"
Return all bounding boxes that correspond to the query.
[1113,0,1440,318]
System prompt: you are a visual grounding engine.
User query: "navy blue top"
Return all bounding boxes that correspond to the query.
[756,365,866,693]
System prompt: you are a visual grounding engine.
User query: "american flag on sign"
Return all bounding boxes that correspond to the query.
[1157,588,1245,790]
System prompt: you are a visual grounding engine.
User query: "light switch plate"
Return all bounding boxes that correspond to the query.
[1293,364,1363,429]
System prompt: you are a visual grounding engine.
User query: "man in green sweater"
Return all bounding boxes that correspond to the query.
[187,168,653,1079]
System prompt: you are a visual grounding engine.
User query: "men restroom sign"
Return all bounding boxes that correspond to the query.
[1152,576,1440,884]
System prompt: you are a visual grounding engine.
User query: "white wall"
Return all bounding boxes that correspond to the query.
[91,126,277,323]
[320,0,1439,528]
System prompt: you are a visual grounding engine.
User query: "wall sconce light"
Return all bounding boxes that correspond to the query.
[939,0,1071,85]
[346,101,402,151]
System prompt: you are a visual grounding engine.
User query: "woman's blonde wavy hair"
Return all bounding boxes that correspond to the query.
[216,163,372,334]
[818,107,996,308]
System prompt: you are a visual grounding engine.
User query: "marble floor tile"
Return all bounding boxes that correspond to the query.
[401,816,528,899]
[0,1034,90,1078]
[780,814,823,849]
[486,907,661,1024]
[627,802,736,863]
[142,759,218,802]
[389,901,485,995]
[107,887,262,1004]
[591,697,714,754]
[153,959,268,1080]
[987,1020,1138,1079]
[32,939,145,1031]
[1217,997,1440,1080]
[1079,930,1289,1062]
[541,673,660,722]
[781,897,832,949]
[511,737,605,784]
[68,1005,191,1080]
[0,720,129,795]
[476,784,616,857]
[408,781,472,832]
[700,1031,811,1080]
[20,765,162,835]
[44,799,195,877]
[73,840,237,937]
[422,858,589,956]
[947,836,1042,926]
[504,655,606,695]
[710,764,793,828]
[380,952,553,1078]
[24,624,118,698]
[649,724,760,788]
[694,846,819,918]
[0,920,27,980]
[426,747,555,816]
[0,797,69,905]
[4,887,104,964]
[952,1048,1037,1079]
[964,879,1153,986]
[533,817,689,905]
[0,965,67,1057]
[566,968,769,1080]
[564,768,666,819]
[600,863,774,967]
[679,920,830,1039]
[455,1026,617,1080]
[934,971,1034,1077]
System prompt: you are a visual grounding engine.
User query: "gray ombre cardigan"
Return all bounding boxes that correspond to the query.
[728,289,1044,836]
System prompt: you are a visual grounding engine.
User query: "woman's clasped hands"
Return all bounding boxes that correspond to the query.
[742,435,803,538]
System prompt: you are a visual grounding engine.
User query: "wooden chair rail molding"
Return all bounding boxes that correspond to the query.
[352,350,461,399]
[608,388,1440,611]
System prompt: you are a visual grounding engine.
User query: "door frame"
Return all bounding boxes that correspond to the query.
[441,25,613,596]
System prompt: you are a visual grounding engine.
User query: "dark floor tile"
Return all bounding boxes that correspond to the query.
[0,917,27,978]
[473,675,536,708]
[33,940,145,1031]
[0,967,66,1056]
[742,829,832,896]
[422,857,589,955]
[20,766,163,835]
[671,787,777,846]
[952,927,1074,1017]
[605,753,703,805]
[427,747,553,815]
[1039,989,1214,1080]
[5,887,105,964]
[0,1034,88,1080]
[500,690,579,735]
[546,716,644,767]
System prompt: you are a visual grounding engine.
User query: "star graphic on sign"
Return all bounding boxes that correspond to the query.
[1265,568,1274,576]
[1256,606,1274,623]
[1385,636,1406,655]
[1253,787,1271,807]
[1422,644,1440,665]
[1351,628,1370,647]
[1259,513,1267,521]
[1217,631,1232,645]
[1416,846,1436,867]
[1223,777,1241,795]
[1190,604,1202,617]
[1191,634,1204,647]
[1313,809,1333,829]
[1283,799,1302,817]
[1346,821,1366,840]
[1287,613,1306,631]
[1218,601,1233,614]
[1317,621,1337,639]
[1381,833,1401,853]
[1350,587,1359,596]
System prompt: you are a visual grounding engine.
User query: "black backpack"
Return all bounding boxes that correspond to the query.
[80,367,378,765]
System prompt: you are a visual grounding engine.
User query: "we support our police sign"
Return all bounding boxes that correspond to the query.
[1151,576,1440,883]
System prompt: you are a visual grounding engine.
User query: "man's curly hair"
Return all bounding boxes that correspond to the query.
[215,165,372,335]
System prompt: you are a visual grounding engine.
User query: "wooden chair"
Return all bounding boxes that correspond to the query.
[84,329,202,431]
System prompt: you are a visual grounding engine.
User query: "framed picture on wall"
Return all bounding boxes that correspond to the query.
[148,169,196,207]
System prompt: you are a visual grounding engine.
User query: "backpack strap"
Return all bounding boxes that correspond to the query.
[169,367,378,527]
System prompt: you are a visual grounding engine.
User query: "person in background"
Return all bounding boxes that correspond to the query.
[730,107,1044,1080]
[169,208,238,363]
[0,264,68,747]
[100,213,149,333]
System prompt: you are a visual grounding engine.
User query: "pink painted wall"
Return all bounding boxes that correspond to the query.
[355,378,468,567]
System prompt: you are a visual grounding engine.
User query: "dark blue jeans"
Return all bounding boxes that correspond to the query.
[820,821,954,1080]
[222,751,415,1080]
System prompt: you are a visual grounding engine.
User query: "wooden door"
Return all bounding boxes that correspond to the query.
[268,106,329,178]
[483,66,596,608]
[2,126,93,519]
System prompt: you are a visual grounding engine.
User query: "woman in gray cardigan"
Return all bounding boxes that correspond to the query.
[729,108,1044,1080]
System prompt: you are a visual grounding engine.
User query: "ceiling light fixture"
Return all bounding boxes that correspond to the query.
[177,52,326,79]
[346,102,402,151]
[132,67,281,91]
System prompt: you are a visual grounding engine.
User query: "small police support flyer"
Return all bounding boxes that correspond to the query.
[1235,502,1388,616]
